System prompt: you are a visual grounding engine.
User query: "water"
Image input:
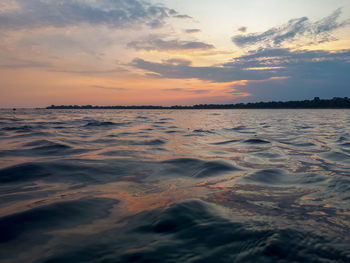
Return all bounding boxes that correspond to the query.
[0,109,349,262]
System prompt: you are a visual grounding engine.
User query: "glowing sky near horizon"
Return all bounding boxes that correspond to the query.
[0,0,349,107]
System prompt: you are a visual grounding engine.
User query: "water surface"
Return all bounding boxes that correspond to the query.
[0,109,350,262]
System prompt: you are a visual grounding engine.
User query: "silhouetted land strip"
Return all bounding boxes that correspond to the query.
[47,97,350,109]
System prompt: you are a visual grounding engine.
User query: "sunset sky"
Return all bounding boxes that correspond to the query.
[0,0,349,107]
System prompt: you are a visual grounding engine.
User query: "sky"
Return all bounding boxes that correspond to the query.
[0,0,349,107]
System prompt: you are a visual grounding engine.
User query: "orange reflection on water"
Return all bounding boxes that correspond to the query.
[98,180,211,213]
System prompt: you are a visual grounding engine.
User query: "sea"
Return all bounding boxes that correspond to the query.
[0,109,349,263]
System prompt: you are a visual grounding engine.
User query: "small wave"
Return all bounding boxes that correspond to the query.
[211,139,239,145]
[293,142,316,147]
[2,125,33,132]
[0,198,117,244]
[224,126,256,134]
[154,121,168,124]
[0,161,120,184]
[99,150,142,157]
[23,139,68,148]
[244,138,270,144]
[163,158,239,178]
[296,125,313,130]
[0,163,51,183]
[340,142,350,148]
[327,177,350,194]
[136,116,148,119]
[84,121,128,127]
[165,130,182,134]
[321,152,350,164]
[121,201,349,263]
[0,141,77,157]
[193,129,215,134]
[133,139,167,146]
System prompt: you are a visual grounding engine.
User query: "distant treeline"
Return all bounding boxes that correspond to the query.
[47,97,350,109]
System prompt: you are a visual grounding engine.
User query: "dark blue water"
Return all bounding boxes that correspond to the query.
[0,109,349,262]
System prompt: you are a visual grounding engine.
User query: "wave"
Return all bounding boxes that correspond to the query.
[37,200,350,263]
[0,198,117,244]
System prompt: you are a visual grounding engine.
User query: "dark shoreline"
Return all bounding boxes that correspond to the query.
[46,97,350,109]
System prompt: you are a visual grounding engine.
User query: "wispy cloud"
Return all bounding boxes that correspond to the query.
[127,35,214,51]
[232,8,350,48]
[53,67,129,75]
[0,0,189,30]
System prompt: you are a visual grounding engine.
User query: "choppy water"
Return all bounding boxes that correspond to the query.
[0,109,350,263]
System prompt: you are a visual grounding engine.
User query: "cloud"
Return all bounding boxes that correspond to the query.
[232,8,350,48]
[0,0,189,30]
[127,35,215,51]
[185,29,201,34]
[131,57,272,82]
[237,27,247,33]
[131,48,350,100]
[166,88,209,94]
[174,14,192,19]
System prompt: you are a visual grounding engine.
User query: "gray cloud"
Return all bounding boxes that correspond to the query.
[174,14,192,19]
[185,29,201,33]
[166,88,209,94]
[131,57,271,82]
[127,36,215,51]
[0,0,189,29]
[232,8,350,48]
[131,48,350,100]
[237,27,247,33]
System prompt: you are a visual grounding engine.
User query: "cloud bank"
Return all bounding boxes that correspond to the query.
[132,48,350,100]
[0,0,188,29]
